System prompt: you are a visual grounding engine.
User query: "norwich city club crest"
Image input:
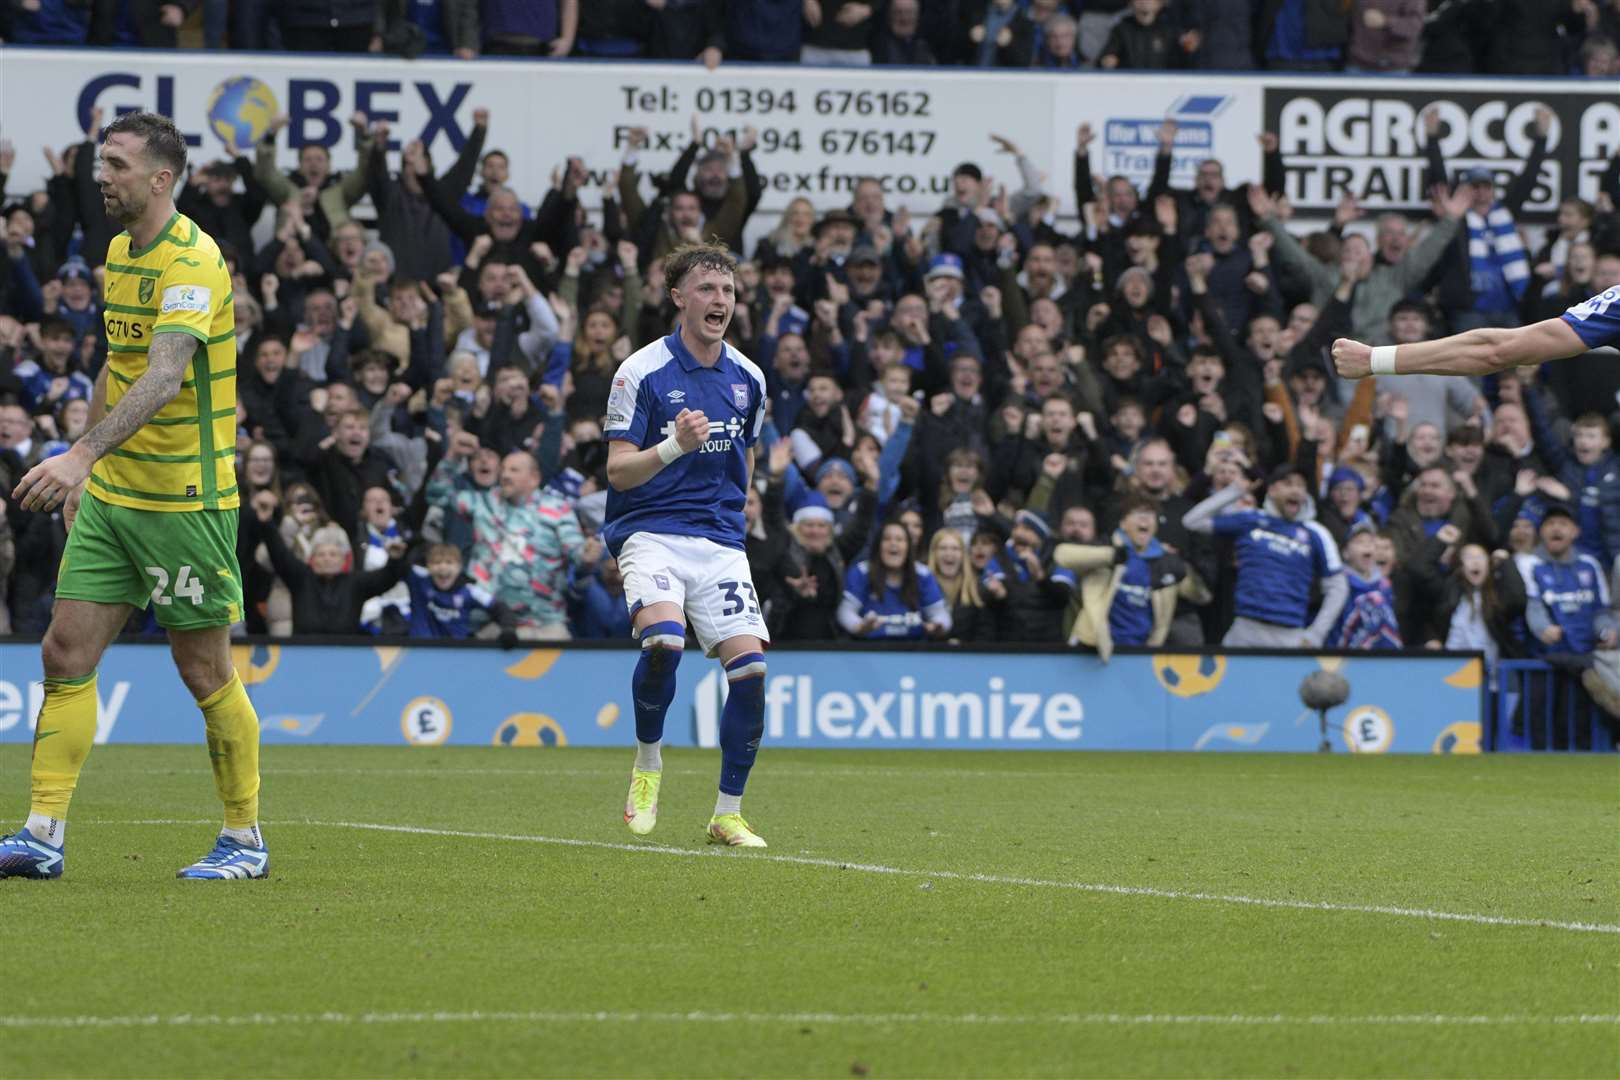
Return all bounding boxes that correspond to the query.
[138,278,155,304]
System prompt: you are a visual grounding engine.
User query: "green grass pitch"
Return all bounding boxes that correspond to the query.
[0,745,1615,1078]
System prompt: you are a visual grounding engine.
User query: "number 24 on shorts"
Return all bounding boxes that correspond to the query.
[717,580,758,617]
[146,564,206,606]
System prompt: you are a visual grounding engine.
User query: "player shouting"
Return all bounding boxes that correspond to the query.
[1,113,266,881]
[1332,286,1620,378]
[602,243,771,848]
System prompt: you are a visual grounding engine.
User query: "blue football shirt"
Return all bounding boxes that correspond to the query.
[602,331,767,556]
[1561,288,1620,350]
[842,560,948,639]
[1211,510,1342,628]
[1517,550,1610,655]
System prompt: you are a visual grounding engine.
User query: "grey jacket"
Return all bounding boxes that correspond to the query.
[1264,213,1461,345]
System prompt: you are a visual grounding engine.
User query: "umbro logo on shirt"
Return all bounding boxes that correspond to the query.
[666,389,686,403]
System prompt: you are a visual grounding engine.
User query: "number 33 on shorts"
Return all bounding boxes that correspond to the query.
[717,580,759,616]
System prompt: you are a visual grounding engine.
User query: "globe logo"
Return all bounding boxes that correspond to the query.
[206,77,278,151]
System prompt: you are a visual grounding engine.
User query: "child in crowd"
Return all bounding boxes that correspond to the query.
[1329,523,1403,650]
[403,543,515,640]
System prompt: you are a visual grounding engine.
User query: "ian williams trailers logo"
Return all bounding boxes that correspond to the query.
[1104,93,1234,186]
[1265,87,1620,222]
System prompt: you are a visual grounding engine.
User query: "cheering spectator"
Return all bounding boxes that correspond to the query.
[1056,495,1189,659]
[1183,464,1348,646]
[402,543,519,639]
[1523,386,1620,567]
[426,430,587,638]
[1515,503,1614,747]
[12,318,91,416]
[1327,524,1403,649]
[255,113,375,242]
[926,527,995,643]
[177,154,268,263]
[1423,106,1550,329]
[981,509,1077,642]
[246,490,408,635]
[1250,184,1465,346]
[1425,544,1526,664]
[839,520,952,639]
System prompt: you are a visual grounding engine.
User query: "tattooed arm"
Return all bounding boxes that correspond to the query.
[12,331,197,512]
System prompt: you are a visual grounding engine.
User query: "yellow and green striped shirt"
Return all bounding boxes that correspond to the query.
[95,211,238,513]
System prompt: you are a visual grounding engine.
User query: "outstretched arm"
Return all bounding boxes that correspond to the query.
[1331,317,1589,379]
[12,331,195,510]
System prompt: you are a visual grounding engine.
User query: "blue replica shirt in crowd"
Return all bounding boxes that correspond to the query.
[1518,550,1610,655]
[1561,288,1620,349]
[403,566,497,639]
[12,361,93,413]
[843,560,948,639]
[1212,510,1342,628]
[1107,539,1162,647]
[1576,460,1616,564]
[601,330,767,556]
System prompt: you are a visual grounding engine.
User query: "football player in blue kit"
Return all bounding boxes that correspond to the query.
[601,243,772,848]
[1332,285,1620,378]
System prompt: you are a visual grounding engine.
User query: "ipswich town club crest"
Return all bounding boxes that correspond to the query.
[731,383,749,410]
[138,277,155,304]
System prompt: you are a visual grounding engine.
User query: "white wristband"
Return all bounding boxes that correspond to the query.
[1370,345,1398,376]
[655,435,687,466]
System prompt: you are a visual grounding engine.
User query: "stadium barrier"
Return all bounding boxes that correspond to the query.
[1490,659,1618,753]
[0,639,1487,753]
[0,47,1613,225]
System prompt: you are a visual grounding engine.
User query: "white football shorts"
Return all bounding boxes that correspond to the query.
[618,532,770,656]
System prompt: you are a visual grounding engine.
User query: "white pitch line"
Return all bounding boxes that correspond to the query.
[1,1009,1616,1031]
[88,764,1160,781]
[108,818,1620,936]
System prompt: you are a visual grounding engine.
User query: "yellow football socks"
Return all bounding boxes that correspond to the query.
[197,672,261,830]
[29,672,99,822]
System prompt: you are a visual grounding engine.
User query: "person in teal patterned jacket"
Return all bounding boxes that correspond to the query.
[426,431,589,640]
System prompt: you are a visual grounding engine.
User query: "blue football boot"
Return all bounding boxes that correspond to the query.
[0,830,65,879]
[176,835,269,880]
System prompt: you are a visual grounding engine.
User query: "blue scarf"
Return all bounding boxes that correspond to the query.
[1467,203,1530,313]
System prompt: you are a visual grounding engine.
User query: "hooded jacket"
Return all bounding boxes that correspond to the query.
[1055,531,1204,660]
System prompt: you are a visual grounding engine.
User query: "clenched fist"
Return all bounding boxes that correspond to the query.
[673,408,710,453]
[1332,338,1374,379]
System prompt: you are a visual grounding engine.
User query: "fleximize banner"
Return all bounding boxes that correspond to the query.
[0,641,1484,753]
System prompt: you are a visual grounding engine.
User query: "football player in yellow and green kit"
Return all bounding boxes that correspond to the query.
[2,112,268,881]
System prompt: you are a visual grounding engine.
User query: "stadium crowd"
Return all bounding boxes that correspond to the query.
[1,48,1619,720]
[3,0,1620,77]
